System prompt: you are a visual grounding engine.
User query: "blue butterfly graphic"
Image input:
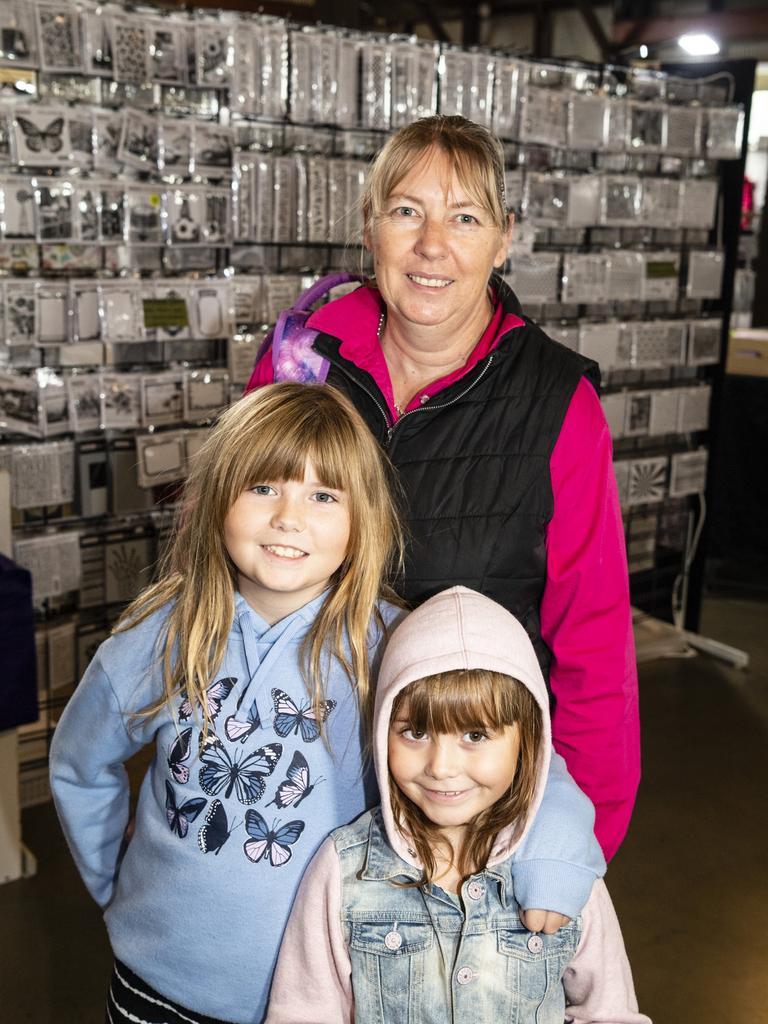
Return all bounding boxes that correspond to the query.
[271,688,336,744]
[164,780,206,838]
[198,799,240,855]
[225,689,261,744]
[198,733,282,804]
[179,677,236,723]
[167,727,193,784]
[267,751,323,809]
[243,810,304,867]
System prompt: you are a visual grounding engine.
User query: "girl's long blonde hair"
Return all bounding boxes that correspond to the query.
[389,669,542,886]
[118,382,404,731]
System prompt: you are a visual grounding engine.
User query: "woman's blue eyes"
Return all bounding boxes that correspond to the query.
[389,207,479,225]
[312,491,337,503]
[251,485,276,495]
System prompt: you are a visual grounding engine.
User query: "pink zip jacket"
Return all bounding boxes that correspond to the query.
[250,283,639,860]
[266,588,650,1024]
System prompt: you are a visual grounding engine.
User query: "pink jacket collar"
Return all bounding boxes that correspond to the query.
[307,285,525,420]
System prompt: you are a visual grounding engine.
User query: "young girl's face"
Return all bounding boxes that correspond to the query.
[224,459,350,623]
[388,704,520,845]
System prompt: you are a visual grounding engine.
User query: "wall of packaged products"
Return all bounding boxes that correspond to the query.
[0,0,747,807]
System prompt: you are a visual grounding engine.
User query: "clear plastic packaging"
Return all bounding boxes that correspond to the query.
[705,106,744,160]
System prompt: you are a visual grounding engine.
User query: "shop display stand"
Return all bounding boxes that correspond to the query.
[653,59,754,670]
[0,5,753,804]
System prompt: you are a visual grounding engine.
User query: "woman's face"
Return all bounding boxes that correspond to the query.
[366,147,511,337]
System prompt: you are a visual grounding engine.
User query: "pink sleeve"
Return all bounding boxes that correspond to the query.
[542,376,640,861]
[564,880,651,1024]
[265,838,354,1024]
[244,344,275,393]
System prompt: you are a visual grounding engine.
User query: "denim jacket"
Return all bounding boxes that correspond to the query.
[337,808,582,1024]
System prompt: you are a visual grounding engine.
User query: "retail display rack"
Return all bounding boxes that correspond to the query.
[0,0,748,806]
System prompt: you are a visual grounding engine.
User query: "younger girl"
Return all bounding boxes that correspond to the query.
[267,587,650,1024]
[51,385,603,1024]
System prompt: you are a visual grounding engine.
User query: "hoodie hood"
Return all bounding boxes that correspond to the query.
[373,586,551,871]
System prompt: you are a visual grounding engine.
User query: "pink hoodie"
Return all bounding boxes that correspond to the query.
[266,588,650,1024]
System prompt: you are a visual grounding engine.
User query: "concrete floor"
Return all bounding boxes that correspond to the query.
[1,596,766,1024]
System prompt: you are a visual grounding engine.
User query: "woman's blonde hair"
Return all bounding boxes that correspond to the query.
[362,115,509,237]
[389,669,542,886]
[118,382,404,732]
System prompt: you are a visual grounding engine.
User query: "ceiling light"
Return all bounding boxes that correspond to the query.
[639,44,649,59]
[678,33,720,56]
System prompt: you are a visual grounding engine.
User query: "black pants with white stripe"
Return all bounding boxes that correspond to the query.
[106,960,235,1024]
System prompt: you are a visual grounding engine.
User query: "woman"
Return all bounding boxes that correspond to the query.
[249,115,638,863]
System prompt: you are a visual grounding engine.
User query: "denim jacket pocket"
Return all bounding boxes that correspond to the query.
[495,923,578,1022]
[496,924,574,963]
[350,918,434,957]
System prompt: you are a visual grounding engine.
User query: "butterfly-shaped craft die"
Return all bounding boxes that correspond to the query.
[243,810,304,867]
[198,733,282,804]
[267,751,323,809]
[17,116,65,154]
[198,799,240,855]
[179,677,236,724]
[167,727,193,784]
[271,688,336,744]
[165,780,206,839]
[225,690,261,744]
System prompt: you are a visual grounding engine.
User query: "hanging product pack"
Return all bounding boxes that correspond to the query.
[245,272,364,391]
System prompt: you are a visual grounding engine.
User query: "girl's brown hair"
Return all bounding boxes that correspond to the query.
[362,114,509,238]
[388,669,542,886]
[117,382,403,732]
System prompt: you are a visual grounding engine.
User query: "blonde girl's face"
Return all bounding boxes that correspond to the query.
[223,459,351,624]
[388,705,520,847]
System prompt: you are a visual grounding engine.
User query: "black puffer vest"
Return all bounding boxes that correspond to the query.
[314,280,600,681]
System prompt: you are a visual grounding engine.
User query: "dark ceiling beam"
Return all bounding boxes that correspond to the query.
[533,5,553,56]
[462,0,480,45]
[491,0,584,13]
[612,9,768,48]
[578,2,612,59]
[417,0,452,42]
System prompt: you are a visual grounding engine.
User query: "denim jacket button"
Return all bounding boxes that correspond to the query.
[466,881,485,900]
[456,966,475,985]
[384,930,402,951]
[527,933,544,954]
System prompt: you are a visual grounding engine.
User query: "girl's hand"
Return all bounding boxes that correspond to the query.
[520,908,570,934]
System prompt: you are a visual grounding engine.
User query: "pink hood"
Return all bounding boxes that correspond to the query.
[373,586,552,870]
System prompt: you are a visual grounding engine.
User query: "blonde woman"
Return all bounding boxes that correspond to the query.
[250,115,638,869]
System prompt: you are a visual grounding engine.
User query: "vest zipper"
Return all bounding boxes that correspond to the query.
[327,352,496,450]
[386,353,495,452]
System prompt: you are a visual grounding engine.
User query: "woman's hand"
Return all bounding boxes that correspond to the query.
[520,908,571,934]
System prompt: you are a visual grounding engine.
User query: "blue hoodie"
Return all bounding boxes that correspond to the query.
[50,590,604,1023]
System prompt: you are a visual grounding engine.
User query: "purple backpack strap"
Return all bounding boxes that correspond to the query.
[265,272,365,384]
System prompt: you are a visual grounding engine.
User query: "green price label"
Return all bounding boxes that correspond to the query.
[646,261,678,279]
[142,299,189,329]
